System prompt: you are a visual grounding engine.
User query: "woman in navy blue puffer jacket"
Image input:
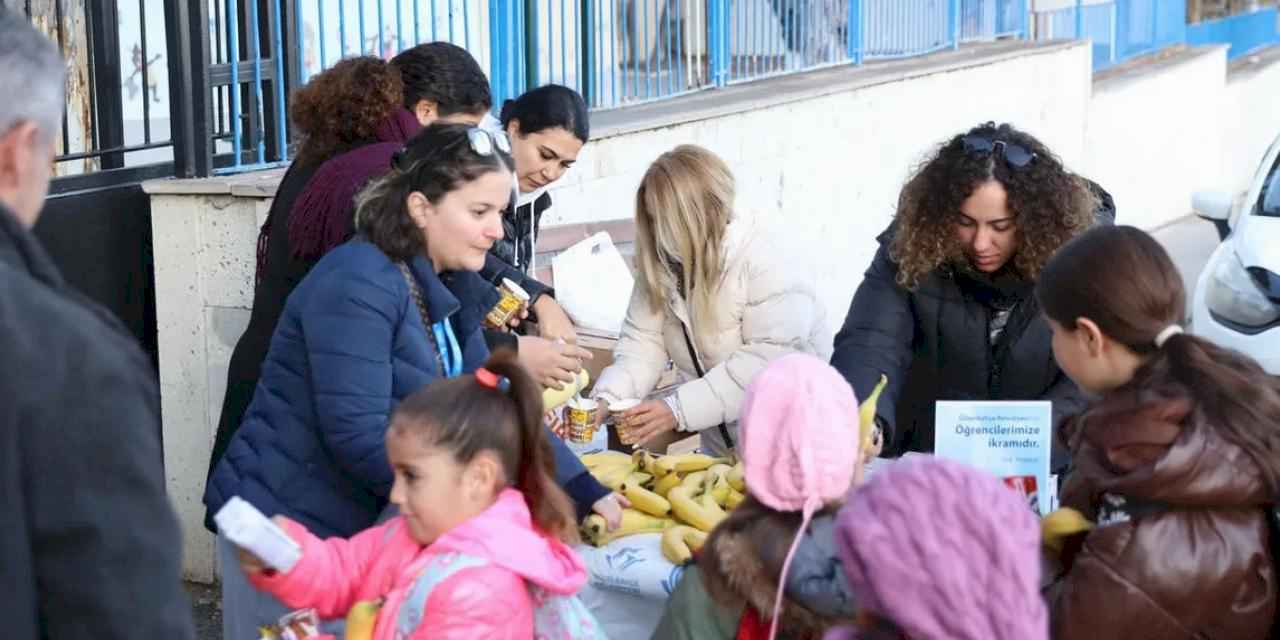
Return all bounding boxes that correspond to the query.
[204,124,617,639]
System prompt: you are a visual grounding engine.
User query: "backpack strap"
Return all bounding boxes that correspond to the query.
[395,552,491,637]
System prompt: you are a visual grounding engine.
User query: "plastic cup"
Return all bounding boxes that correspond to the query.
[608,398,642,443]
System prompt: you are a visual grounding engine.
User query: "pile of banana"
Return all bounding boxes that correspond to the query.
[579,450,746,565]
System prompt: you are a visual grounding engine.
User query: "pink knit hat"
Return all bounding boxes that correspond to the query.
[834,456,1048,640]
[738,353,861,640]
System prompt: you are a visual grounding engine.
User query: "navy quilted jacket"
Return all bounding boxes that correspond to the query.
[204,239,607,538]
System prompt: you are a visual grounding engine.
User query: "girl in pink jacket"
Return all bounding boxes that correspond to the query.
[236,352,600,639]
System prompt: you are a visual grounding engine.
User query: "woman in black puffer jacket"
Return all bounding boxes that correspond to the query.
[830,122,1115,474]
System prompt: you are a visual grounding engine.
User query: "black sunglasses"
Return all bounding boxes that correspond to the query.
[961,134,1037,169]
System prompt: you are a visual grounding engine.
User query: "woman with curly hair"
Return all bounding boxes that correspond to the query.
[830,122,1114,471]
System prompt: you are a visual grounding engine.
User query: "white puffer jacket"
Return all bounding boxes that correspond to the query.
[593,210,831,455]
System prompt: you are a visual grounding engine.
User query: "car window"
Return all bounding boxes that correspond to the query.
[1259,153,1280,218]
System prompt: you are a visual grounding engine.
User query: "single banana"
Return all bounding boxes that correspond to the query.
[725,487,746,510]
[706,476,732,507]
[653,471,684,498]
[726,461,746,493]
[344,598,383,640]
[859,374,889,449]
[680,471,708,494]
[1041,507,1094,553]
[634,450,665,476]
[581,450,634,469]
[625,471,654,487]
[703,464,731,490]
[661,525,695,564]
[589,464,632,491]
[660,524,709,565]
[653,453,729,476]
[699,490,728,521]
[582,509,674,546]
[668,486,727,532]
[542,369,591,411]
[621,481,672,517]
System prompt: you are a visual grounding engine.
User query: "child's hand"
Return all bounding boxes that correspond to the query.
[237,515,295,575]
[591,492,632,530]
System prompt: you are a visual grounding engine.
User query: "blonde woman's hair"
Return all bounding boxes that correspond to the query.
[634,145,733,331]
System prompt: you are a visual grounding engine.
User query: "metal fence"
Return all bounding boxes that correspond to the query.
[25,1,1280,182]
[1187,5,1280,60]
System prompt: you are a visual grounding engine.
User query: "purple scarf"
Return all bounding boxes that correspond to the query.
[255,108,421,280]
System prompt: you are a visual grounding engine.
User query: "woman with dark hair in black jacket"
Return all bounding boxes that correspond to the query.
[475,84,597,392]
[830,122,1115,473]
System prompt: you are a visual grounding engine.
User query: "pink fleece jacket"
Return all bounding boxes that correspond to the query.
[249,489,587,640]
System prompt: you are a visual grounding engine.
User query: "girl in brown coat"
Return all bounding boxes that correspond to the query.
[1036,225,1280,640]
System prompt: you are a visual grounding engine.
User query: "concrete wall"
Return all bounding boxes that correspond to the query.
[1083,45,1229,230]
[1221,48,1280,195]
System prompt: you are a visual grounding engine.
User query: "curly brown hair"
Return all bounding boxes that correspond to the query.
[288,56,403,166]
[890,122,1096,289]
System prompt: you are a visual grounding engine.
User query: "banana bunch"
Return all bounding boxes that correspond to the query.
[580,450,749,565]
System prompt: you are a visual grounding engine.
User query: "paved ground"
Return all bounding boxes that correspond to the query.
[187,581,221,640]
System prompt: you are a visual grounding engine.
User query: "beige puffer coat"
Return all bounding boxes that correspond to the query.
[593,210,830,455]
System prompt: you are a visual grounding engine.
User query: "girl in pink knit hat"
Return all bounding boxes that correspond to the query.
[653,353,865,640]
[827,455,1047,640]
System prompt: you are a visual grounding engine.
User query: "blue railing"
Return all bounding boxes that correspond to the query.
[1187,7,1280,61]
[211,0,1279,173]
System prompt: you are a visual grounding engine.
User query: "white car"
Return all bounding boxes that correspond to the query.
[1190,136,1280,375]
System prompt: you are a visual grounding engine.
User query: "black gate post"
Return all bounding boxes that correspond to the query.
[87,0,126,170]
[165,0,213,178]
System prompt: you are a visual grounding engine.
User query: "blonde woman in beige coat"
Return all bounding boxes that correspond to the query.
[592,145,830,456]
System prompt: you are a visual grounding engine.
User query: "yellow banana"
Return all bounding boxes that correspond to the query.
[680,471,708,494]
[653,472,684,498]
[345,598,383,640]
[633,450,665,476]
[698,491,728,521]
[581,450,633,469]
[859,374,888,449]
[726,461,745,492]
[704,463,731,489]
[668,486,727,532]
[621,481,672,517]
[653,453,729,476]
[1041,507,1094,553]
[582,508,675,546]
[725,487,746,509]
[625,471,654,487]
[660,525,709,565]
[589,464,632,491]
[706,476,732,507]
[542,370,590,411]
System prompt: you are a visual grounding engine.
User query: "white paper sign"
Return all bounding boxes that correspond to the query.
[934,401,1053,516]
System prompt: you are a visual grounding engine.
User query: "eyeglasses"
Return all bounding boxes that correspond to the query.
[961,134,1036,169]
[467,127,511,156]
[394,127,512,172]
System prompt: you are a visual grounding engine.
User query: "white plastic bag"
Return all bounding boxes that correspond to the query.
[553,232,634,335]
[575,533,684,600]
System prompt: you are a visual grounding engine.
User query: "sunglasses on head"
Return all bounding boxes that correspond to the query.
[394,127,512,171]
[961,134,1036,169]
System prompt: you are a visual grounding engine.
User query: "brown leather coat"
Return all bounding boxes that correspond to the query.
[1047,389,1277,640]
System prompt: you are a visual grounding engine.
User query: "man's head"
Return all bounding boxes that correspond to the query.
[0,9,64,227]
